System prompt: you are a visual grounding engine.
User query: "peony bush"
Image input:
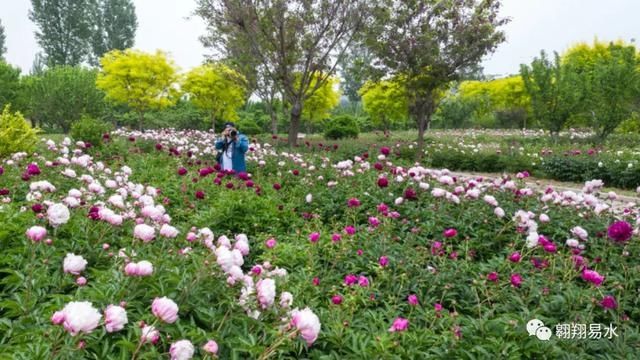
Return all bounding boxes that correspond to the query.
[0,129,638,358]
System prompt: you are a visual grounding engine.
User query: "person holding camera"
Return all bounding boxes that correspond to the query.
[215,122,249,173]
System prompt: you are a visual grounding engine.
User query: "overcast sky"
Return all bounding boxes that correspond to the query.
[1,0,638,76]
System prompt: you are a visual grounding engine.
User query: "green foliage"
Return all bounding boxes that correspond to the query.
[0,19,6,58]
[23,66,105,132]
[29,0,96,66]
[432,95,478,129]
[520,51,583,134]
[0,105,39,157]
[300,74,341,124]
[324,114,359,140]
[182,63,247,132]
[0,61,21,110]
[237,119,263,135]
[359,78,408,130]
[70,116,112,147]
[340,45,373,103]
[97,49,179,129]
[563,41,640,141]
[90,0,137,65]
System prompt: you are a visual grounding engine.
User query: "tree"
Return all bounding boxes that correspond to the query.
[0,61,21,110]
[360,77,408,131]
[23,66,105,132]
[0,19,6,59]
[340,45,374,103]
[90,0,137,65]
[459,75,531,127]
[300,74,341,127]
[563,40,640,141]
[195,0,369,146]
[182,63,247,133]
[29,0,96,66]
[365,0,508,151]
[520,51,582,135]
[96,49,179,129]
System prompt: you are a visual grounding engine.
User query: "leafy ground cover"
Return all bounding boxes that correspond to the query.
[0,129,639,359]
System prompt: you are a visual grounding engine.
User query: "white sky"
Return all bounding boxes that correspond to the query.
[1,0,638,76]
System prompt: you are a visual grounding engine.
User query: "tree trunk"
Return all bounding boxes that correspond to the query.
[288,100,302,146]
[138,112,144,131]
[270,111,278,134]
[415,95,435,159]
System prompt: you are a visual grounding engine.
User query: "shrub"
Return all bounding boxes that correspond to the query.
[70,116,112,147]
[324,115,359,140]
[0,105,39,157]
[237,119,263,135]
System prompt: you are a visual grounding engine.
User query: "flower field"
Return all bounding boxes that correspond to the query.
[1,129,639,359]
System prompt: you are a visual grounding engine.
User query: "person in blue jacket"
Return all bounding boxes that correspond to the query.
[215,122,249,173]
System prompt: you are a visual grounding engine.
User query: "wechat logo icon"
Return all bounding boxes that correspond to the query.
[527,319,552,341]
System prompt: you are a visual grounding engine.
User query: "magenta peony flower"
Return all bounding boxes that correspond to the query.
[312,277,320,286]
[195,190,205,199]
[581,269,604,287]
[369,217,381,228]
[177,167,188,176]
[380,146,390,156]
[379,256,389,267]
[273,183,281,190]
[309,232,320,243]
[202,340,219,355]
[600,295,617,310]
[26,226,47,242]
[407,294,419,306]
[344,274,357,286]
[510,273,522,288]
[347,198,361,208]
[403,187,417,200]
[170,340,194,360]
[443,228,457,238]
[487,272,499,282]
[434,303,443,312]
[104,305,128,333]
[152,297,179,323]
[26,163,41,176]
[377,203,389,213]
[291,308,321,346]
[607,221,633,243]
[388,317,409,332]
[358,276,369,287]
[331,295,343,305]
[377,177,389,188]
[508,252,521,263]
[331,233,341,243]
[344,225,356,235]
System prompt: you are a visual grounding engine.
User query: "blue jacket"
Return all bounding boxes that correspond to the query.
[215,134,249,173]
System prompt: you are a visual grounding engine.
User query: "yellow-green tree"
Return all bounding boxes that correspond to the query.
[360,78,409,131]
[299,74,340,126]
[459,75,531,127]
[182,63,247,133]
[96,49,179,129]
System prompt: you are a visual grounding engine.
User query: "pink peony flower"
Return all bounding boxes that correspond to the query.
[202,340,218,355]
[434,303,443,312]
[104,305,128,333]
[600,295,617,310]
[369,217,381,228]
[265,237,277,248]
[581,269,604,287]
[290,308,321,346]
[331,233,341,243]
[510,273,522,288]
[63,253,87,275]
[280,292,293,308]
[347,198,361,208]
[487,272,499,282]
[51,310,65,325]
[47,203,70,227]
[26,226,47,242]
[344,225,356,235]
[141,325,160,344]
[388,317,409,332]
[607,221,633,243]
[170,340,195,360]
[312,277,320,286]
[134,224,156,242]
[76,276,87,286]
[152,297,179,323]
[256,278,276,309]
[344,274,357,286]
[159,224,179,238]
[407,294,418,306]
[377,203,389,213]
[358,276,369,287]
[61,301,102,336]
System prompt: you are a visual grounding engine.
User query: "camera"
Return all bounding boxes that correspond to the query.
[230,129,238,137]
